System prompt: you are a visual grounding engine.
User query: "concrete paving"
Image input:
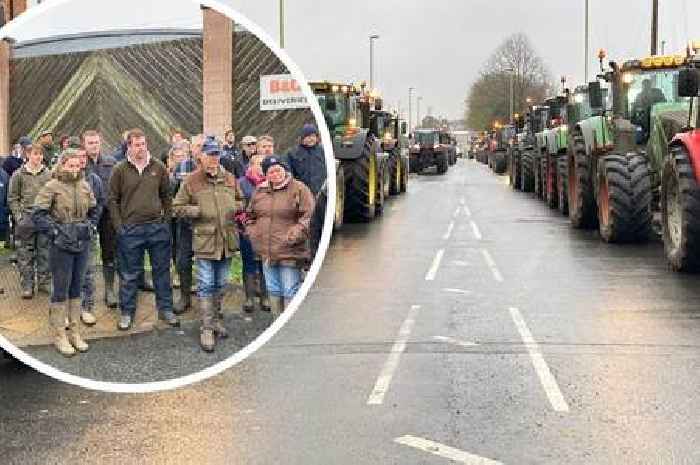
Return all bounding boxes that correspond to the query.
[2,158,700,464]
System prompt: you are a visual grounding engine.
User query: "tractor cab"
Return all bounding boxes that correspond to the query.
[310,81,382,139]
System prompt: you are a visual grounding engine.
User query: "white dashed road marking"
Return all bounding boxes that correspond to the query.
[425,249,445,281]
[395,435,504,465]
[480,249,503,282]
[509,307,569,413]
[470,221,482,240]
[367,305,421,405]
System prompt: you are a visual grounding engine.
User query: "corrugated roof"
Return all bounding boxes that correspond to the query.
[10,26,247,58]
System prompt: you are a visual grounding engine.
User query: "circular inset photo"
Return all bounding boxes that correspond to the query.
[0,0,335,391]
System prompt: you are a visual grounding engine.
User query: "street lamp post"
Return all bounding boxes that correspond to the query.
[417,96,423,129]
[369,34,380,91]
[408,87,414,133]
[279,0,285,48]
[505,67,515,125]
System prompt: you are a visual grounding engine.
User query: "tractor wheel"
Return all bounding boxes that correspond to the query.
[534,153,544,199]
[521,149,535,193]
[493,152,507,174]
[661,145,700,271]
[546,154,558,209]
[557,155,569,216]
[376,161,390,215]
[334,164,345,231]
[568,134,597,228]
[596,153,652,243]
[389,153,401,195]
[436,154,449,174]
[342,139,377,222]
[510,149,522,190]
[400,159,408,193]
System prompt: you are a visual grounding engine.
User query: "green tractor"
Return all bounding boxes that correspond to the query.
[310,81,394,223]
[489,124,514,175]
[567,50,691,242]
[509,115,527,190]
[380,112,410,196]
[536,87,595,214]
[519,106,548,193]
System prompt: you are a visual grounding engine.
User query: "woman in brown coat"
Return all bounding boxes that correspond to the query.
[32,149,98,357]
[246,156,315,315]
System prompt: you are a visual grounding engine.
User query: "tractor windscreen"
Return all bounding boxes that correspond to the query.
[317,93,348,129]
[415,131,438,145]
[626,69,689,141]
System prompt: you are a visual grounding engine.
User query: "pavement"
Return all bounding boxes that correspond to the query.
[2,158,700,464]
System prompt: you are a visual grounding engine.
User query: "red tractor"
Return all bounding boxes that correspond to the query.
[662,50,700,270]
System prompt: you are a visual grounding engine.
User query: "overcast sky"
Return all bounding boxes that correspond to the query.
[2,0,699,121]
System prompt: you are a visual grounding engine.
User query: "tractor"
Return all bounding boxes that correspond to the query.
[567,48,693,243]
[488,124,514,175]
[509,115,527,189]
[379,112,410,196]
[661,46,700,270]
[519,106,548,193]
[409,128,451,175]
[310,81,393,223]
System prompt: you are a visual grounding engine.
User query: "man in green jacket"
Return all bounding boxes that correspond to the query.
[8,144,52,298]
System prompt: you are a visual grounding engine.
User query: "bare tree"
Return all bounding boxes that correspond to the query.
[466,33,554,130]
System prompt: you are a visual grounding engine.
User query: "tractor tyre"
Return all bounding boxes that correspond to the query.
[510,149,522,190]
[534,153,544,199]
[596,153,652,243]
[557,155,569,216]
[493,152,507,174]
[376,161,390,215]
[436,153,449,174]
[521,149,535,193]
[661,145,700,271]
[342,140,377,222]
[389,153,401,195]
[400,159,408,193]
[334,164,345,231]
[568,134,597,229]
[546,154,558,209]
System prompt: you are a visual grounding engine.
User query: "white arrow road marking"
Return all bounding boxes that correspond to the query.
[443,221,455,240]
[395,435,504,465]
[453,206,461,218]
[459,197,466,205]
[442,288,471,295]
[470,221,482,240]
[509,307,569,412]
[367,305,421,405]
[433,335,479,347]
[480,249,503,282]
[425,249,445,281]
[463,204,472,216]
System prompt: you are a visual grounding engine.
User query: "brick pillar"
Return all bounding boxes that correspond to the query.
[0,38,11,154]
[202,6,233,138]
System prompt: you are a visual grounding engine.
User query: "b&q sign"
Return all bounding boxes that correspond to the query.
[260,74,310,111]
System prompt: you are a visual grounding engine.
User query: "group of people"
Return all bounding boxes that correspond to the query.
[1,123,327,355]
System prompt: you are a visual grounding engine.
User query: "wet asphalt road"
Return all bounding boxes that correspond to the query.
[2,158,700,464]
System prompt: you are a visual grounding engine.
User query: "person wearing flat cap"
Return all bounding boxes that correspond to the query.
[245,155,315,315]
[173,136,244,352]
[286,123,327,260]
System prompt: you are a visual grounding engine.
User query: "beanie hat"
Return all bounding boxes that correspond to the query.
[300,123,319,139]
[261,155,288,175]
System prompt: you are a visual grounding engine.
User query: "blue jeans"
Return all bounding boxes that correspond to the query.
[50,243,90,303]
[117,223,173,316]
[262,263,301,299]
[239,233,257,275]
[196,257,232,298]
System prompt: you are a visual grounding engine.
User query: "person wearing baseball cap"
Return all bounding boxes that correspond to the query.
[173,136,244,352]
